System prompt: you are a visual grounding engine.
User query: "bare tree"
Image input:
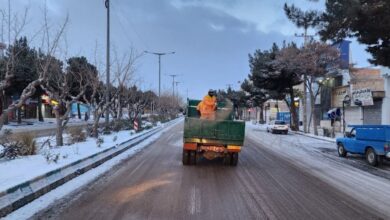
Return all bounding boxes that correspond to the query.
[157,91,180,120]
[81,44,117,137]
[112,48,142,120]
[297,41,340,135]
[124,87,156,123]
[83,70,111,138]
[41,61,92,146]
[0,6,31,125]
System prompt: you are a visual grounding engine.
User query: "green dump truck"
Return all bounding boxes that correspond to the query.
[182,99,245,166]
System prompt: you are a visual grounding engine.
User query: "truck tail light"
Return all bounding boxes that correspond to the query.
[227,145,241,152]
[385,143,389,152]
[184,142,197,150]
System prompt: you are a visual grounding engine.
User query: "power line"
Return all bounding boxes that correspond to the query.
[110,2,150,51]
[168,74,179,98]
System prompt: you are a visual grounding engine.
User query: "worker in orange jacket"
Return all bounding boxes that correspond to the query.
[197,89,217,120]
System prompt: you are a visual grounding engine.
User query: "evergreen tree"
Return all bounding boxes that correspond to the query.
[248,43,302,130]
[0,37,38,123]
[284,3,321,33]
[319,0,390,67]
[241,79,268,123]
[3,37,38,97]
[66,56,98,99]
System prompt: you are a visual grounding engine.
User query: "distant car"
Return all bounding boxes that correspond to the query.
[266,120,289,134]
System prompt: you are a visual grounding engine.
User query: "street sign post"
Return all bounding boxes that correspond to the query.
[133,120,139,131]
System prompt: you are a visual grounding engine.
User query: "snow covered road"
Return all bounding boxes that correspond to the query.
[29,122,387,220]
[247,123,390,217]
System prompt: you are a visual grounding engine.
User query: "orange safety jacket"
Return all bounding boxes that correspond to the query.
[197,95,217,120]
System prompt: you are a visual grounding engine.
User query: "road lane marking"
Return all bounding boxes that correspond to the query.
[189,186,201,215]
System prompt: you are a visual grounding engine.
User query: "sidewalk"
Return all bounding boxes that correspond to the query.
[292,130,337,143]
[295,125,348,143]
[247,121,341,143]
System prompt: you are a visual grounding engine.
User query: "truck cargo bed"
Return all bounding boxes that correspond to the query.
[183,117,245,146]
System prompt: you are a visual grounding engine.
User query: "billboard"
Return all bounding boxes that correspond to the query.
[332,40,351,69]
[332,85,350,108]
[276,112,291,124]
[351,88,373,106]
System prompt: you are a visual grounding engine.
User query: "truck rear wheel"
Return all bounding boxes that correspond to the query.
[189,150,197,165]
[223,153,232,166]
[231,153,239,166]
[366,148,378,166]
[182,149,190,165]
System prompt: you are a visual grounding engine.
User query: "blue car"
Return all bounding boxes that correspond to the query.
[336,125,390,166]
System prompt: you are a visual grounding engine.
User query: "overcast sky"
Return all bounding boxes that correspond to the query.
[2,0,372,99]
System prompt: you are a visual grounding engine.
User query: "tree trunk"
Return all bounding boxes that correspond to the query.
[38,96,44,122]
[2,95,8,125]
[77,103,81,119]
[289,89,299,131]
[56,116,64,146]
[0,109,8,130]
[259,105,264,123]
[117,95,122,119]
[53,108,64,146]
[309,91,318,136]
[92,110,100,137]
[17,106,22,124]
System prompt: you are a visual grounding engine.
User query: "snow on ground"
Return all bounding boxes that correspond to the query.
[247,122,390,217]
[2,121,180,220]
[0,119,176,193]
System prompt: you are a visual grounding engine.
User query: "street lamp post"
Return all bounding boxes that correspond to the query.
[104,0,110,131]
[342,95,351,135]
[144,51,175,97]
[354,99,364,125]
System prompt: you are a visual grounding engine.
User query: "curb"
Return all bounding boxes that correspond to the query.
[0,119,180,217]
[291,131,336,143]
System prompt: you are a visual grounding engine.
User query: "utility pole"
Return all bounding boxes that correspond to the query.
[168,74,179,98]
[144,51,175,97]
[0,10,5,58]
[8,0,10,46]
[175,81,180,102]
[295,30,314,133]
[105,0,110,131]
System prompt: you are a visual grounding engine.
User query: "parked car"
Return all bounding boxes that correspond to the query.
[336,125,390,166]
[266,120,289,134]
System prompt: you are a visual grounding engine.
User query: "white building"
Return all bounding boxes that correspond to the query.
[381,67,390,124]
